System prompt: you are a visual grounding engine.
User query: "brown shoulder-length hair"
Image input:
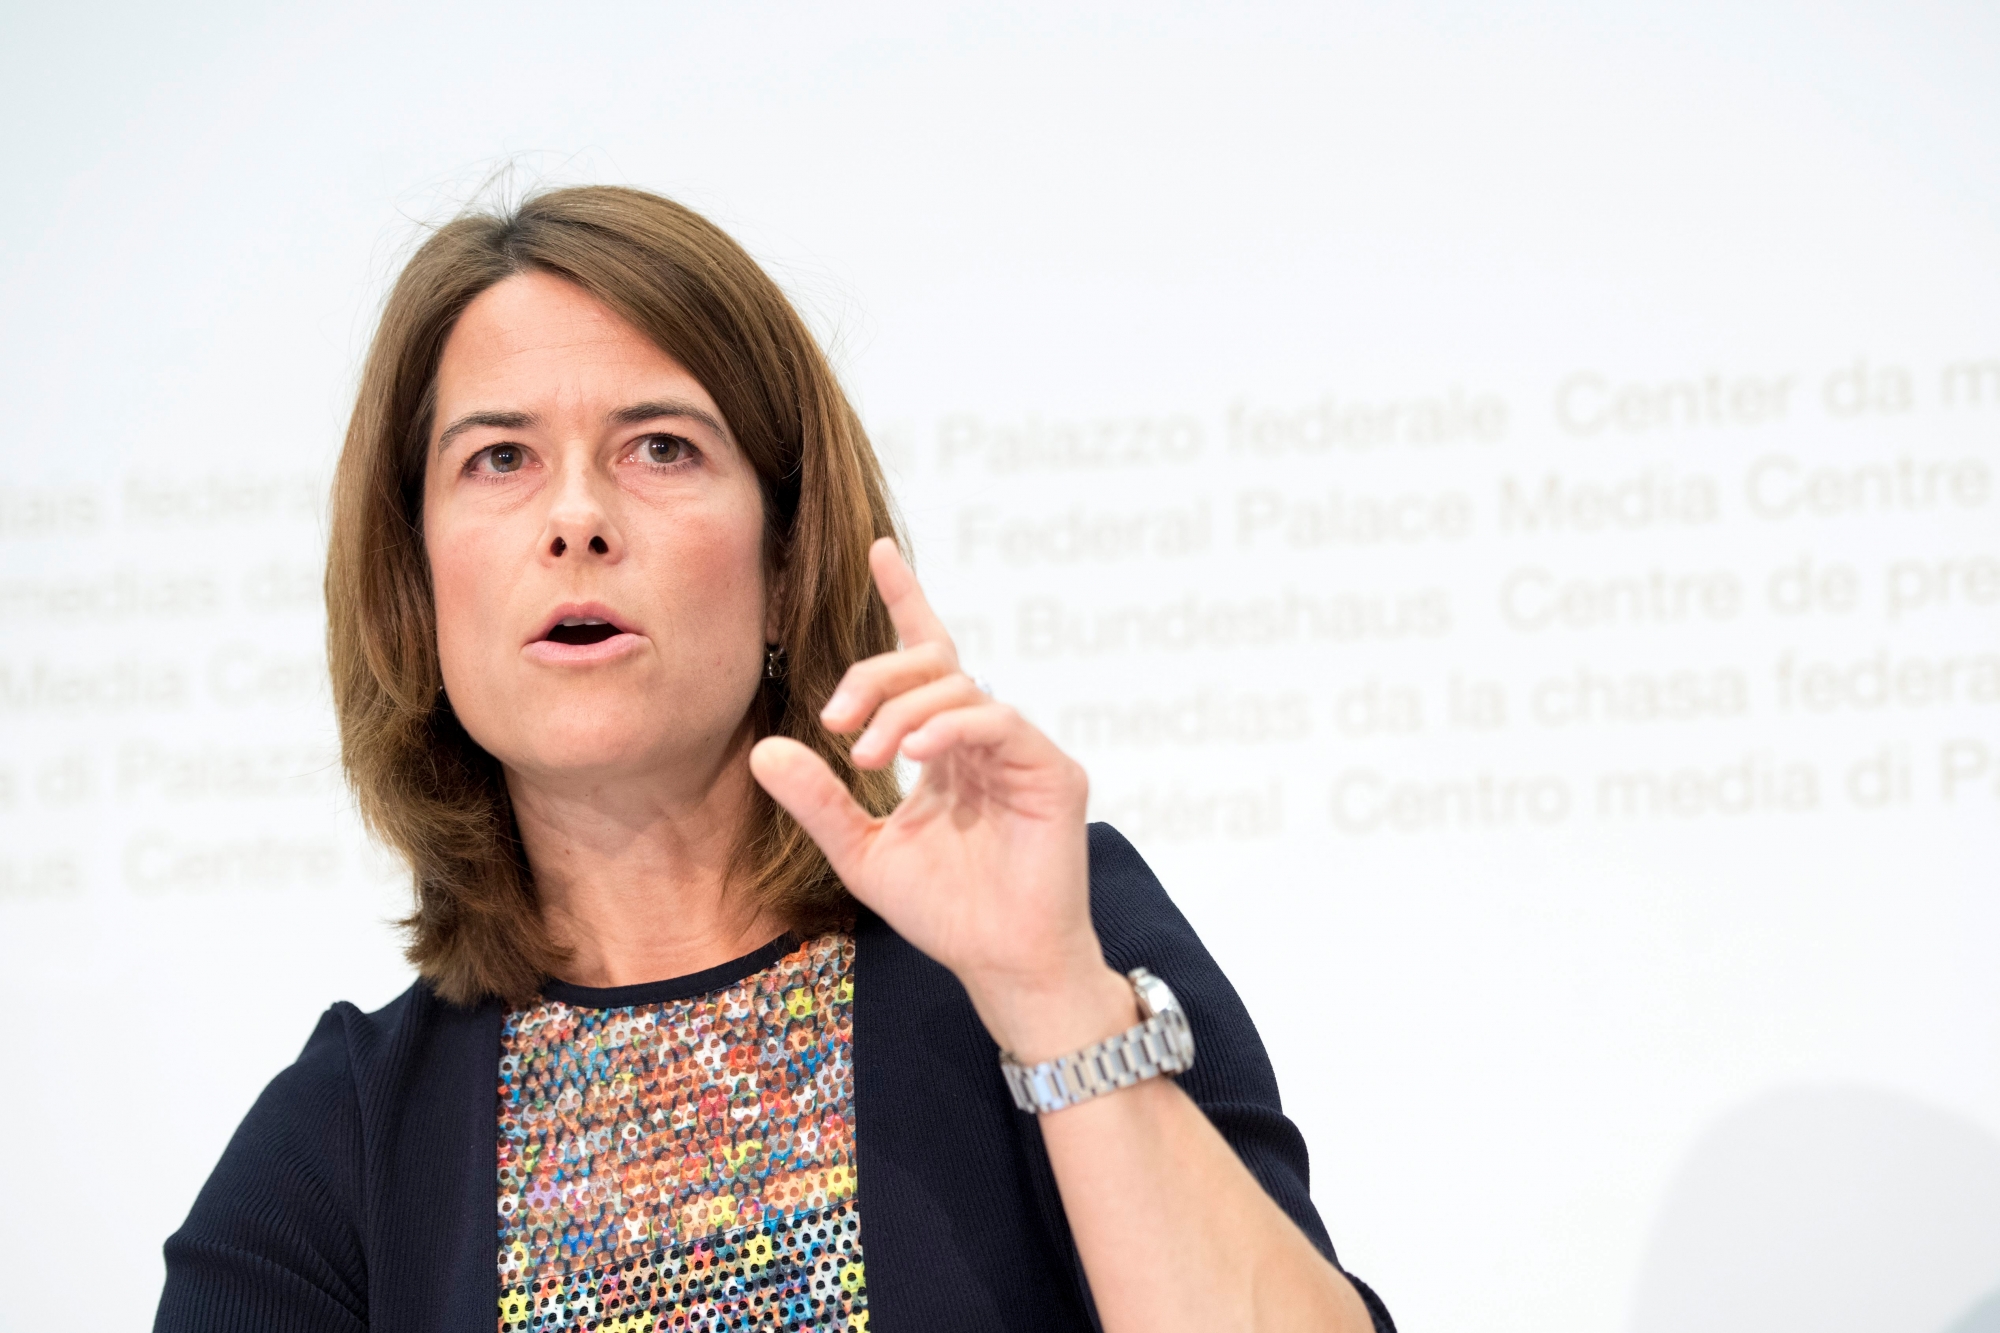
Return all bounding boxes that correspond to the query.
[325,185,902,1007]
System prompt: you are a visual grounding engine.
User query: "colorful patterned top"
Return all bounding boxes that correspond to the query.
[495,932,868,1332]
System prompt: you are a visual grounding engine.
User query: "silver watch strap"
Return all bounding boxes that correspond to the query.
[1000,970,1196,1115]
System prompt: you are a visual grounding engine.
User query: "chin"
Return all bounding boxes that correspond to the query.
[466,688,754,785]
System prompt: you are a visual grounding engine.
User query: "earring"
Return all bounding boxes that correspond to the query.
[763,644,787,680]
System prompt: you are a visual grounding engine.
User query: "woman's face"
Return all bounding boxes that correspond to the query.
[423,271,771,792]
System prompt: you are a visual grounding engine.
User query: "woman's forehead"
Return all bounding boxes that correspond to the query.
[437,272,715,419]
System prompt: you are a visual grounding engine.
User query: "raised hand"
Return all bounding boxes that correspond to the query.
[753,541,1378,1333]
[748,538,1135,1060]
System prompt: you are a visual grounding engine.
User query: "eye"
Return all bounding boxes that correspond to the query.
[632,433,695,467]
[469,444,527,474]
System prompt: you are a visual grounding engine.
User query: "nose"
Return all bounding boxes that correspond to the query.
[540,461,622,562]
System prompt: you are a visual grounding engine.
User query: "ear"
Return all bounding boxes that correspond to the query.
[762,554,785,644]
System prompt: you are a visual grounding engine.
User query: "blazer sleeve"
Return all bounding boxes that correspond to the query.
[1086,823,1397,1333]
[154,1005,371,1333]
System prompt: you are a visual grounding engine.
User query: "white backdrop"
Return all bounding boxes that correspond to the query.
[2,4,1997,1330]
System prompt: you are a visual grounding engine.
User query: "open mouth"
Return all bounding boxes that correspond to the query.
[542,617,623,647]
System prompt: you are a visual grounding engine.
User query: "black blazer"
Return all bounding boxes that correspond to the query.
[155,823,1394,1332]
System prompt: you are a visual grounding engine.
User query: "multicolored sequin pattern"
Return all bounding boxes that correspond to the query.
[496,934,867,1332]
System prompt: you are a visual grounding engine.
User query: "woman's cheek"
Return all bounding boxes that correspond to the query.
[431,525,509,717]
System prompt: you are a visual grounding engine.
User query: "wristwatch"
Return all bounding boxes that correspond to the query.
[999,967,1197,1114]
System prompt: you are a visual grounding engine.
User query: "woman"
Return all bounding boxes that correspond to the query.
[155,186,1394,1333]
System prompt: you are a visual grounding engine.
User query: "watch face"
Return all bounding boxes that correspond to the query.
[1131,969,1179,1019]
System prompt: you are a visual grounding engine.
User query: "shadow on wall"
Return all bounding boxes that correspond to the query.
[1630,1085,2000,1333]
[1946,1291,2000,1333]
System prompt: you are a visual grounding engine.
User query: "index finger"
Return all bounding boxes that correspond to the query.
[869,537,956,656]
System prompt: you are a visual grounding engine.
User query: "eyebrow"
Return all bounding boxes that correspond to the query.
[433,401,730,454]
[436,410,535,454]
[610,400,730,440]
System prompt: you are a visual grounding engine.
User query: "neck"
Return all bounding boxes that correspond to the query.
[506,725,790,989]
